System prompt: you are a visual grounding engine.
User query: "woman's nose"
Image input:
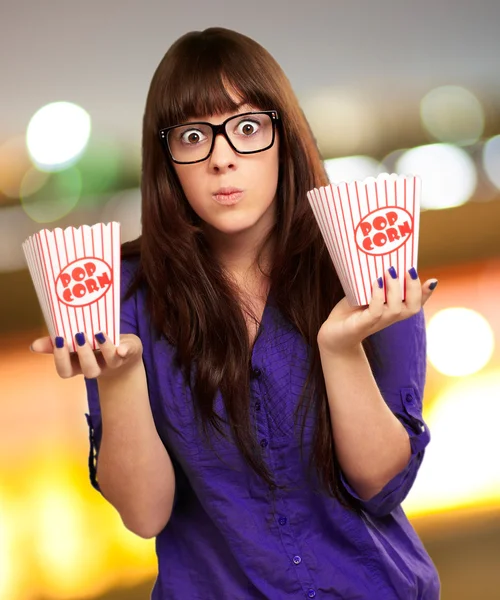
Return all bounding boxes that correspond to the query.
[209,133,237,170]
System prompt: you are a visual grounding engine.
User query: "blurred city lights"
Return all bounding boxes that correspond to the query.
[100,188,141,243]
[427,308,495,377]
[483,135,500,190]
[20,166,82,223]
[420,85,485,146]
[26,102,91,172]
[324,155,386,184]
[404,369,500,515]
[396,143,477,209]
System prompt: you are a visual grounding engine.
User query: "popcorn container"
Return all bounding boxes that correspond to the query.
[307,173,421,306]
[22,222,121,351]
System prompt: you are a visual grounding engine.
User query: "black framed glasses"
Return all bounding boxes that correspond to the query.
[158,110,279,164]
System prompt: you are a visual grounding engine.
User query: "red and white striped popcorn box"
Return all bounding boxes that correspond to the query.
[307,173,421,306]
[22,222,121,351]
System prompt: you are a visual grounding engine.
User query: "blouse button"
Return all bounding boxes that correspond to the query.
[292,555,302,565]
[278,516,287,526]
[252,367,262,378]
[260,438,268,448]
[255,402,261,411]
[405,393,414,403]
[308,590,316,598]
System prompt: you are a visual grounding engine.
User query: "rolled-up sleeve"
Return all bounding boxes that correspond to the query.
[84,259,140,493]
[340,308,430,517]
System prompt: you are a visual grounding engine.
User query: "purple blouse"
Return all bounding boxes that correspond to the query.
[85,259,440,599]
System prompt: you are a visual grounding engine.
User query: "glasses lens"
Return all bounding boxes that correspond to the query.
[166,113,275,163]
[167,123,213,163]
[225,113,274,153]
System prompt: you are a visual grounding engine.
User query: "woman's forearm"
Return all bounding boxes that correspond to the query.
[319,343,411,501]
[96,362,176,538]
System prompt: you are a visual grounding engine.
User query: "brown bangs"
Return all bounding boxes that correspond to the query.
[155,29,279,128]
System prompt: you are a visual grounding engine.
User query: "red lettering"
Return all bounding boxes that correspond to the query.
[386,211,398,226]
[85,278,99,294]
[73,283,86,298]
[63,288,73,302]
[398,220,412,236]
[60,273,71,288]
[373,216,387,231]
[84,262,96,277]
[386,228,400,242]
[373,232,387,247]
[360,222,372,236]
[72,266,86,282]
[362,237,373,250]
[97,272,112,287]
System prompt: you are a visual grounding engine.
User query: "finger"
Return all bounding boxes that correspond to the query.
[53,337,79,379]
[30,336,55,354]
[385,266,403,318]
[73,332,102,379]
[365,276,385,325]
[93,331,123,369]
[421,279,438,306]
[404,267,423,314]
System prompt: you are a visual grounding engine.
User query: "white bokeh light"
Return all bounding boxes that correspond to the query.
[26,102,91,171]
[396,144,477,209]
[324,156,386,184]
[404,370,500,515]
[427,308,495,377]
[483,135,500,190]
[420,85,484,145]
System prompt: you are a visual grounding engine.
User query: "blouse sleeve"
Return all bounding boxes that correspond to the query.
[339,308,430,517]
[84,260,139,492]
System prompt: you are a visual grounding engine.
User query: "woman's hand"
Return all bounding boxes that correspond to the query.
[317,267,437,356]
[30,332,143,380]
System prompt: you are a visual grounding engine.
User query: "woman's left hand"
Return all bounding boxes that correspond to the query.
[317,267,437,356]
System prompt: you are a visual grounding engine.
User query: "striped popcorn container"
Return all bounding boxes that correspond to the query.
[307,173,421,306]
[22,222,121,352]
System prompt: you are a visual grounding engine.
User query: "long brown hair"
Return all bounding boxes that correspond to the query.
[123,27,376,509]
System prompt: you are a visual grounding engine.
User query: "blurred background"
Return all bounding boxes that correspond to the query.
[1,0,500,598]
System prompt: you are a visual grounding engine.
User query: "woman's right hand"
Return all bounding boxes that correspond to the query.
[30,333,144,380]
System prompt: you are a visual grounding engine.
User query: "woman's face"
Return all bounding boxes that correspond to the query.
[172,99,280,243]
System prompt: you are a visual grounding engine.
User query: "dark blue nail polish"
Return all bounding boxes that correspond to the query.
[95,332,106,344]
[408,267,419,280]
[388,266,398,279]
[429,280,438,291]
[55,336,65,349]
[75,332,86,347]
[377,277,384,289]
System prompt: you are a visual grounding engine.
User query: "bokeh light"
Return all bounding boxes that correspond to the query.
[302,88,380,156]
[20,167,82,223]
[482,135,500,190]
[427,308,495,377]
[26,102,91,172]
[324,155,386,184]
[420,85,485,145]
[404,369,500,515]
[396,143,477,209]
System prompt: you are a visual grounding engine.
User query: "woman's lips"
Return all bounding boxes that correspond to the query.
[212,190,244,206]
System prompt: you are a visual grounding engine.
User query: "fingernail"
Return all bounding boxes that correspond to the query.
[408,267,419,280]
[377,277,384,289]
[55,336,65,349]
[388,266,398,279]
[75,332,86,347]
[429,280,439,291]
[95,332,106,344]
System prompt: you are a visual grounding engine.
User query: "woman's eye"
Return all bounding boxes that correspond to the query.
[181,129,206,144]
[236,120,260,136]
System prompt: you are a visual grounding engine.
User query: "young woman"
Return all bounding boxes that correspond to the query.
[31,27,440,600]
